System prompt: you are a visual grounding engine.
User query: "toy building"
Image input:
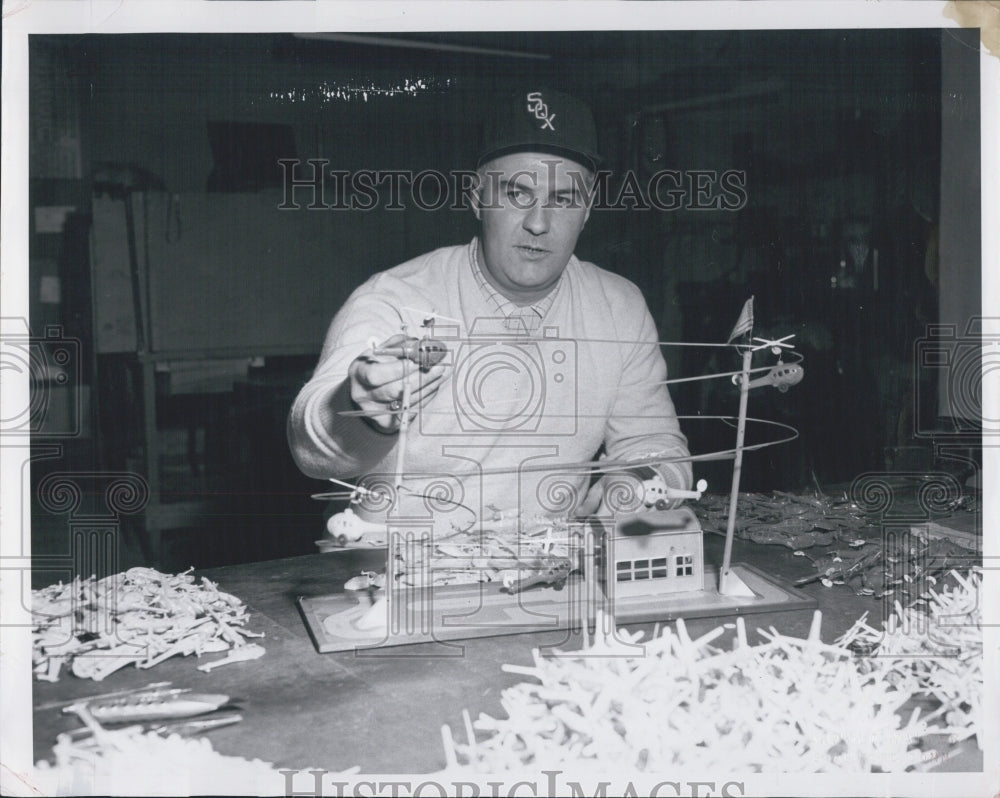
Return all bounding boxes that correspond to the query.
[598,507,705,599]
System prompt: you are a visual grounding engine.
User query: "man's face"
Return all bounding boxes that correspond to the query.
[474,152,593,304]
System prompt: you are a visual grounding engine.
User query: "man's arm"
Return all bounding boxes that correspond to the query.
[286,290,445,480]
[602,294,692,500]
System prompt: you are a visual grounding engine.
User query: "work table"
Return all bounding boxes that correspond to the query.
[32,528,981,774]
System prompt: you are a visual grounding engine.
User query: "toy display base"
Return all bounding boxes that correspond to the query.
[297,562,816,654]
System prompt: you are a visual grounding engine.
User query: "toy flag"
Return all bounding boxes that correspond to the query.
[727,297,755,344]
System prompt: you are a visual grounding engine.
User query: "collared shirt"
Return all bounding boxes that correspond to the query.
[468,239,562,333]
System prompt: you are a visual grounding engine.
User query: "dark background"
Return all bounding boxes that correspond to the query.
[27,29,982,574]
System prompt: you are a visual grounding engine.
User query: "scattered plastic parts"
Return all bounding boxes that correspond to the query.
[197,643,266,673]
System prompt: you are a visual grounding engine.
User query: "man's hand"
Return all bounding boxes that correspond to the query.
[575,472,642,518]
[574,470,703,516]
[575,474,640,517]
[348,334,448,433]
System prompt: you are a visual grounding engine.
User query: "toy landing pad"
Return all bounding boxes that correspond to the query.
[297,563,815,654]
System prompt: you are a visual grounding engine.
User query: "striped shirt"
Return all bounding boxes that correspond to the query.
[468,239,562,333]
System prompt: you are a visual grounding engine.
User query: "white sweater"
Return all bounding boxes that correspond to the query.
[288,239,691,523]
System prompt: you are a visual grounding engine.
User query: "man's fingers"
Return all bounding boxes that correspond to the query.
[368,366,444,405]
[352,362,446,419]
[349,349,450,433]
[377,333,409,348]
[357,358,448,392]
[376,360,448,396]
[411,365,446,398]
[355,359,408,391]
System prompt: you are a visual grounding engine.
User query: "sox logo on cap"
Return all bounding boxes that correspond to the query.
[526,92,556,131]
[477,88,598,170]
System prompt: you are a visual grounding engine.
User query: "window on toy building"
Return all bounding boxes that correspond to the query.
[617,557,672,582]
[675,553,694,577]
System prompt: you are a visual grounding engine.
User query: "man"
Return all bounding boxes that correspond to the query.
[288,89,691,530]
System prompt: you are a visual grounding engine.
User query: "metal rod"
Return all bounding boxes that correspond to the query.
[721,346,753,590]
[394,359,412,490]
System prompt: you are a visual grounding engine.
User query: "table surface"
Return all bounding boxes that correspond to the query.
[32,529,982,774]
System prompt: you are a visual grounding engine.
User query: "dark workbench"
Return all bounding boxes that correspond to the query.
[32,532,981,774]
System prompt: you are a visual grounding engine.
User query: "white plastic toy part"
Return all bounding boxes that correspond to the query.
[642,477,708,506]
[641,475,669,507]
[343,571,386,591]
[325,508,384,547]
[665,478,709,501]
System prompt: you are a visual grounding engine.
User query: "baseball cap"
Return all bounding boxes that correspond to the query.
[477,88,601,173]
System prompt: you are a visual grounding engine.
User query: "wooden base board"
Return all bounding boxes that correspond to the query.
[297,562,816,654]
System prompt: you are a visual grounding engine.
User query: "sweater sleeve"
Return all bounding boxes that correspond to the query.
[601,283,692,495]
[286,283,406,480]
